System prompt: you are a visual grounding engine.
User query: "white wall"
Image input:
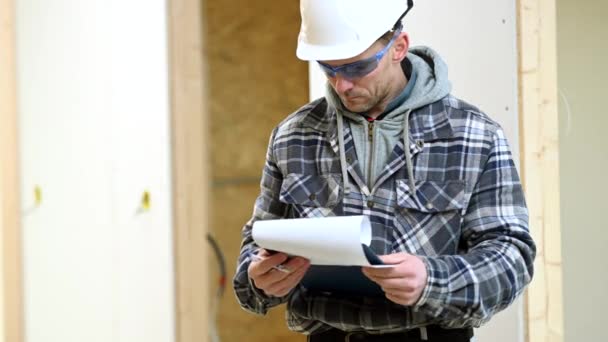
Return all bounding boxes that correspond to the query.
[557,1,608,341]
[15,1,175,341]
[308,1,523,341]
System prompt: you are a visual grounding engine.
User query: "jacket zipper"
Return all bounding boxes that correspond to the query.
[367,120,375,188]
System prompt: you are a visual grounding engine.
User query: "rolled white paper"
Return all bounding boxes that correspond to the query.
[252,215,374,266]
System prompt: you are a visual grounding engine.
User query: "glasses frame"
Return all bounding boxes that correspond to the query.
[317,26,403,80]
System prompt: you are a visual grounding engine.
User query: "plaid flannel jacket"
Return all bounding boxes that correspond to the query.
[233,95,535,334]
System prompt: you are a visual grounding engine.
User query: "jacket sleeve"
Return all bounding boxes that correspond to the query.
[232,128,291,314]
[414,128,536,327]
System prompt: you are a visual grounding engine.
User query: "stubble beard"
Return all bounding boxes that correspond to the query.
[341,93,378,114]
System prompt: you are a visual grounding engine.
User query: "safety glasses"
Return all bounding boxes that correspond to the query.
[317,27,402,80]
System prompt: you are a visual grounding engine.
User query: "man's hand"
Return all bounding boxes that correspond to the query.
[248,249,311,297]
[362,252,428,306]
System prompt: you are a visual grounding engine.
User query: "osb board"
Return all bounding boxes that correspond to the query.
[205,1,308,341]
[209,184,303,342]
[205,0,309,180]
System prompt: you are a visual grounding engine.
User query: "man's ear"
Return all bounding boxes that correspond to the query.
[392,32,410,62]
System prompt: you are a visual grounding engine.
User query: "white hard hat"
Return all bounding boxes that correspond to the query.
[296,0,413,61]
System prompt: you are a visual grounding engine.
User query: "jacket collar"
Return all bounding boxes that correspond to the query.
[305,97,455,143]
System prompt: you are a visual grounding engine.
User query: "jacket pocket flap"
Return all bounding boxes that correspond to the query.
[396,180,465,213]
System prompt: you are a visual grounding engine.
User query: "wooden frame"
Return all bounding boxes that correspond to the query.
[0,0,24,341]
[517,1,564,341]
[168,0,210,341]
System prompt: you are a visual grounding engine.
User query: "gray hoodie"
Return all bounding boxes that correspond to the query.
[326,46,452,189]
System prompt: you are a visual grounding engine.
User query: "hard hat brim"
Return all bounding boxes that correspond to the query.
[296,39,375,61]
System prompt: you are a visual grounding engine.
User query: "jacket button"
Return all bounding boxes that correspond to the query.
[416,140,425,149]
[309,193,316,201]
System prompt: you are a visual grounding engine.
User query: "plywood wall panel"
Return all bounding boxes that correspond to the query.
[205,1,308,341]
[210,184,302,342]
[205,0,308,180]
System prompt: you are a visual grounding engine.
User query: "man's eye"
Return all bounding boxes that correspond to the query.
[346,61,376,76]
[347,63,369,72]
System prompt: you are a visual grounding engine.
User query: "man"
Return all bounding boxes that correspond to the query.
[233,0,536,341]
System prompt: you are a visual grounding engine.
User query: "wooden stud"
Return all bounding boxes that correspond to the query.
[167,0,210,341]
[517,1,564,341]
[0,0,24,341]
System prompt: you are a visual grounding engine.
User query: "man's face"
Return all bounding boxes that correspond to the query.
[320,39,396,114]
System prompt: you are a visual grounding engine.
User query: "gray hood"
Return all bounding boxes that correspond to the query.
[327,46,452,196]
[400,46,452,112]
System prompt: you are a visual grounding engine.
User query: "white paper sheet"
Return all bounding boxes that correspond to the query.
[252,215,386,267]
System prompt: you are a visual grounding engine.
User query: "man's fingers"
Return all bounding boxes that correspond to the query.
[363,267,397,279]
[281,256,309,273]
[364,271,417,291]
[378,253,408,265]
[363,257,421,279]
[264,262,310,297]
[248,252,289,277]
[250,255,310,293]
[363,264,414,280]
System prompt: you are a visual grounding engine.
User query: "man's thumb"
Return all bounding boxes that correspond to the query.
[378,252,408,265]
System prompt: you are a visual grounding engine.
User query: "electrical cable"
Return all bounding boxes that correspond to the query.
[207,233,226,342]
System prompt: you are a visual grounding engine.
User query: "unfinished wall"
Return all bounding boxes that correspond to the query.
[204,1,309,341]
[557,1,608,341]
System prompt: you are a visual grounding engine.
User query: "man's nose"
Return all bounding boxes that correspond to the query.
[333,74,354,93]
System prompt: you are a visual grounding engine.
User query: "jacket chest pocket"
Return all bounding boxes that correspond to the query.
[392,179,466,255]
[279,173,342,218]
